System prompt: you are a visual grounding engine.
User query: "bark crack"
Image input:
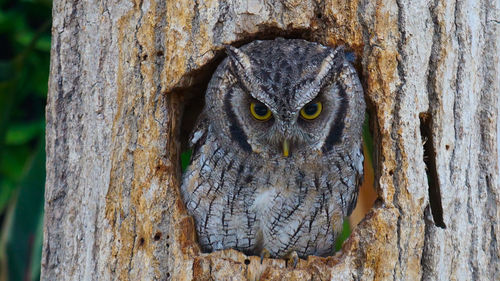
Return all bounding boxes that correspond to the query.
[393,0,408,278]
[419,113,445,228]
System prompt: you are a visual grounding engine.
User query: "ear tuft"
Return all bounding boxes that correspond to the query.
[224,45,252,73]
[315,45,345,84]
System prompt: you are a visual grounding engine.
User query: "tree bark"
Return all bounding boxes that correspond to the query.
[42,0,499,280]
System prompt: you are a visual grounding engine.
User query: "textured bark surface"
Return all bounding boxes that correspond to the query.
[42,0,499,280]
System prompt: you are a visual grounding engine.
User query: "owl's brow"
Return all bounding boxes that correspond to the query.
[293,47,345,111]
[225,45,277,110]
[225,46,257,94]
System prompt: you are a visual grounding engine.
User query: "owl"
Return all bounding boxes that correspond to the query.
[180,38,365,263]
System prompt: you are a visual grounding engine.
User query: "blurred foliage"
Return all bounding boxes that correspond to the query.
[180,150,192,173]
[0,0,51,280]
[335,219,351,252]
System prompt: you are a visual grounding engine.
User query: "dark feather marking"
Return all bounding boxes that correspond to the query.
[196,146,221,197]
[230,164,246,215]
[228,122,252,152]
[224,89,252,152]
[208,159,232,242]
[265,173,271,185]
[346,191,358,216]
[269,192,283,235]
[295,171,305,188]
[326,182,334,196]
[245,208,253,248]
[335,161,358,215]
[308,203,321,232]
[339,176,349,189]
[314,175,320,191]
[235,163,245,185]
[272,84,279,92]
[203,200,216,247]
[270,211,284,236]
[283,86,291,98]
[283,200,302,222]
[339,192,345,216]
[261,69,271,81]
[291,78,309,96]
[191,180,205,197]
[192,196,202,210]
[245,174,253,183]
[279,59,289,69]
[207,150,229,194]
[212,149,228,170]
[260,84,272,94]
[204,197,217,231]
[322,83,348,152]
[283,173,307,223]
[312,231,321,256]
[200,147,221,173]
[279,220,306,253]
[274,72,281,83]
[321,193,331,233]
[204,150,225,196]
[346,173,361,216]
[214,158,233,195]
[221,211,227,229]
[244,193,257,236]
[303,239,313,256]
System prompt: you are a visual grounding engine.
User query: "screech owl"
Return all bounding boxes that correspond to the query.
[180,38,365,262]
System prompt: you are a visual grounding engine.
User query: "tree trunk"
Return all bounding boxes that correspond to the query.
[42,0,499,280]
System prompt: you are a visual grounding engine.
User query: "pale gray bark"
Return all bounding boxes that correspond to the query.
[42,0,499,280]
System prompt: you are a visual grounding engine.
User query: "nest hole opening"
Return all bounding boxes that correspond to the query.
[176,31,378,259]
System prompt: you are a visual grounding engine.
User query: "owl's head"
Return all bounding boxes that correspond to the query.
[205,38,364,159]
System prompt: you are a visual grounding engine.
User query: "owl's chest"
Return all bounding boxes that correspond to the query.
[250,176,288,214]
[246,162,323,214]
[192,139,332,216]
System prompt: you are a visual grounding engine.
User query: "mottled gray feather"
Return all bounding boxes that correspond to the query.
[180,38,365,258]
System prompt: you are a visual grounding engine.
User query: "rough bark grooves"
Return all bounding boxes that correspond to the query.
[43,0,499,280]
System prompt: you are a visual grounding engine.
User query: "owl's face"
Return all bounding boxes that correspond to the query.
[226,74,343,158]
[206,39,361,159]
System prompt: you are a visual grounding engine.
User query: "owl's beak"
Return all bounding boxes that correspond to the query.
[282,139,289,157]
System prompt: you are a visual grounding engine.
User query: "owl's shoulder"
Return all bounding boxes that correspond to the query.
[189,111,210,155]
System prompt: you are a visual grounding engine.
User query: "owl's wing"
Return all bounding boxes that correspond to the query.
[346,146,364,216]
[189,111,209,156]
[346,173,361,216]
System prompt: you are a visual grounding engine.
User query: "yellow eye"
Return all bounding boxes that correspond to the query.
[250,102,272,121]
[300,101,322,120]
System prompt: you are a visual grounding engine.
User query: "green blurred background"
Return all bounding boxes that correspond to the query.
[0,0,52,280]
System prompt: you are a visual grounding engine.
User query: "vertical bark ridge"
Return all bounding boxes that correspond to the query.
[421,0,499,280]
